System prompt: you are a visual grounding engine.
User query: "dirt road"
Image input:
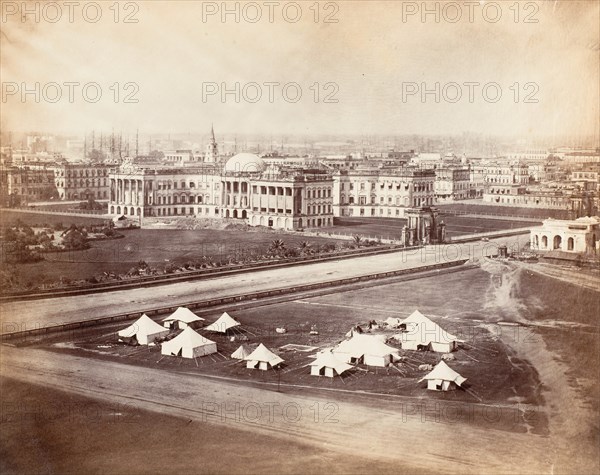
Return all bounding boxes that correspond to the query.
[1,236,528,334]
[1,345,557,474]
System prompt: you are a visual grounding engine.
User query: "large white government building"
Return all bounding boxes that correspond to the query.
[108,150,442,229]
[109,153,335,230]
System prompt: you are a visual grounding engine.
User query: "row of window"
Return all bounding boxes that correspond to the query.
[155,195,213,205]
[249,185,294,196]
[340,182,433,192]
[63,179,108,187]
[307,204,332,215]
[157,182,219,190]
[343,208,404,217]
[63,169,108,177]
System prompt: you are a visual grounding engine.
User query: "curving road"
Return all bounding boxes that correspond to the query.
[1,236,529,334]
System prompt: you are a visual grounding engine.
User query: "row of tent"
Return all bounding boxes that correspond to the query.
[117,309,466,389]
[117,312,284,370]
[118,308,241,345]
[162,307,241,333]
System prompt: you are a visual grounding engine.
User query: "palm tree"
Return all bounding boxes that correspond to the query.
[269,239,286,254]
[298,241,311,254]
[353,235,363,246]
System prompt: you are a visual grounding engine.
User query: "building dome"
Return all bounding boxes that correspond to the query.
[224,153,266,173]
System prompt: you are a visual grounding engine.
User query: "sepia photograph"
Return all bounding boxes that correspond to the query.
[1,1,599,473]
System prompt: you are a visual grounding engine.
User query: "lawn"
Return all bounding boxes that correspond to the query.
[324,215,539,239]
[43,263,600,435]
[1,210,108,228]
[3,228,345,289]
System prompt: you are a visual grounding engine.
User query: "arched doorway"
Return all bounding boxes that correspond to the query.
[110,206,114,214]
[567,237,574,251]
[534,235,539,248]
[553,235,562,250]
[233,209,238,218]
[225,209,230,218]
[541,236,548,248]
[241,210,247,219]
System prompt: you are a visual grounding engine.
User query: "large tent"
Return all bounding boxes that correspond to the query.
[162,307,204,330]
[118,314,169,345]
[419,360,466,391]
[333,334,400,367]
[244,343,284,370]
[310,351,353,377]
[161,327,217,358]
[204,312,241,333]
[399,310,459,353]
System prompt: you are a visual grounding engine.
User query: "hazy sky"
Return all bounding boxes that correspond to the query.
[1,0,598,140]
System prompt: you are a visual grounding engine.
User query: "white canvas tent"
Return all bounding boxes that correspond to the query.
[163,307,204,329]
[204,312,241,333]
[419,360,466,391]
[399,310,459,353]
[231,344,254,360]
[244,343,284,370]
[310,351,353,377]
[118,314,169,345]
[333,334,399,367]
[161,327,217,358]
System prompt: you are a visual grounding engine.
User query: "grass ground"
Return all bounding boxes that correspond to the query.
[1,210,107,227]
[326,215,538,239]
[5,263,598,473]
[42,264,599,426]
[2,225,346,289]
[0,209,540,290]
[436,202,571,219]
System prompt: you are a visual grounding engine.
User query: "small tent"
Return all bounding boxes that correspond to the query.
[204,312,241,333]
[118,314,169,345]
[400,310,459,353]
[419,360,466,391]
[384,317,403,328]
[163,307,204,330]
[344,325,364,338]
[310,351,353,377]
[161,327,217,358]
[333,334,399,367]
[231,344,254,360]
[244,343,284,370]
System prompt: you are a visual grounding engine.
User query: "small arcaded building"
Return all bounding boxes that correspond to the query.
[530,217,599,254]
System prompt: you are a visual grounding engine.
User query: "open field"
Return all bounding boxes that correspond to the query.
[325,215,538,239]
[436,202,571,220]
[0,377,403,475]
[2,262,598,473]
[1,209,108,227]
[1,226,345,289]
[1,209,535,291]
[0,235,530,333]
